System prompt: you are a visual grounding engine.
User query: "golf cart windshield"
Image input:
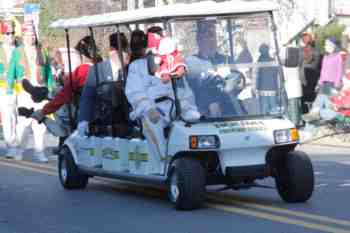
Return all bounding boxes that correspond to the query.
[171,13,283,121]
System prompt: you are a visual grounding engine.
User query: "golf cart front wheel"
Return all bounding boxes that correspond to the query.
[168,157,206,210]
[58,147,88,189]
[275,151,314,203]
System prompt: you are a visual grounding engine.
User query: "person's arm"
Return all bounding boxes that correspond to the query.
[42,65,88,115]
[334,54,344,88]
[7,48,26,94]
[42,87,71,115]
[6,51,17,94]
[318,57,326,86]
[312,47,321,69]
[125,60,156,119]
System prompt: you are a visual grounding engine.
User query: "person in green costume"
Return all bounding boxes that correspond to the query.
[15,21,51,162]
[0,18,22,159]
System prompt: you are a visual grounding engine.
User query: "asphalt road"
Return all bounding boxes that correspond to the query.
[0,144,349,233]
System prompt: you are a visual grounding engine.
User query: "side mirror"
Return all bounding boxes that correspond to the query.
[280,47,300,68]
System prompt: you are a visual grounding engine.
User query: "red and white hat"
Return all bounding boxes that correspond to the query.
[0,20,15,34]
[21,20,35,36]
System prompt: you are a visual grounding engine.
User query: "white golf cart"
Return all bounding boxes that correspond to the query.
[50,0,314,210]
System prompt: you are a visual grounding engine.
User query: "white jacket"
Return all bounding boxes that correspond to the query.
[126,58,174,120]
[283,67,303,99]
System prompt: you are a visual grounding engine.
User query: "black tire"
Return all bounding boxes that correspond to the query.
[275,150,314,203]
[58,147,88,189]
[168,157,206,210]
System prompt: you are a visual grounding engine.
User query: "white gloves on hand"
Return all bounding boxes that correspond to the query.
[31,110,45,123]
[147,108,161,124]
[77,121,89,136]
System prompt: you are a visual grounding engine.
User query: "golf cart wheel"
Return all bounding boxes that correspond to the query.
[168,157,206,210]
[58,146,88,189]
[275,151,314,203]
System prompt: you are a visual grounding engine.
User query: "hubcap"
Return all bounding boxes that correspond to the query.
[170,172,179,203]
[61,158,67,182]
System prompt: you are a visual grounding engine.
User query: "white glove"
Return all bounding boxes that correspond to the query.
[147,108,161,124]
[77,121,89,136]
[31,110,45,123]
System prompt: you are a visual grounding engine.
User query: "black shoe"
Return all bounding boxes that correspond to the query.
[22,79,49,103]
[18,107,34,118]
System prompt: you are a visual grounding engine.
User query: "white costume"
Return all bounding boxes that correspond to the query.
[126,58,199,173]
[16,45,48,162]
[0,44,17,156]
[126,58,173,173]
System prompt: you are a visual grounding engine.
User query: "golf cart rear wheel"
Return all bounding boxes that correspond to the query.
[168,157,206,210]
[58,147,88,189]
[275,151,314,203]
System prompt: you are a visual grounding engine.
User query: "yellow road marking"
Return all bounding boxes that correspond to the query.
[208,194,350,227]
[208,203,350,233]
[0,161,57,176]
[1,160,350,233]
[0,158,55,170]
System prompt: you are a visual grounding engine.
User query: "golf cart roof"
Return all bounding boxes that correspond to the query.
[49,0,278,29]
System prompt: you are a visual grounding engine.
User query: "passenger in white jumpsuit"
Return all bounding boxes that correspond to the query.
[16,24,48,162]
[0,20,17,158]
[126,58,174,174]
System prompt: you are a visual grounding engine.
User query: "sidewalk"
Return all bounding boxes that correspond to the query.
[299,124,350,148]
[305,134,350,148]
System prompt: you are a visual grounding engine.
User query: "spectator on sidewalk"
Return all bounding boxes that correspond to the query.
[299,33,321,114]
[317,37,343,95]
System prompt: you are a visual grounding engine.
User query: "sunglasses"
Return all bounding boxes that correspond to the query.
[4,32,15,36]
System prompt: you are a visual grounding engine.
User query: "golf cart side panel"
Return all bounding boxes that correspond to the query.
[63,135,79,163]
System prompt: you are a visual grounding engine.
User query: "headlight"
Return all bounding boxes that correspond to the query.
[189,135,220,149]
[274,128,299,144]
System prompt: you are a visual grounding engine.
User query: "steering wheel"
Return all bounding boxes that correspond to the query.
[223,69,246,95]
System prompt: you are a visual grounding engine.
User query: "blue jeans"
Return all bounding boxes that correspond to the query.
[312,94,339,121]
[287,98,302,126]
[260,96,278,114]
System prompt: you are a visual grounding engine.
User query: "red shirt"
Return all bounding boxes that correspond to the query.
[42,63,91,115]
[331,89,350,117]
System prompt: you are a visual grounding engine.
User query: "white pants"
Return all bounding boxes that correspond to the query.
[16,92,47,154]
[177,81,200,121]
[0,89,17,148]
[141,104,170,174]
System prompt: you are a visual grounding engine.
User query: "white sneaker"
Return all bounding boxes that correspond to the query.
[302,111,320,122]
[14,153,23,161]
[6,148,23,161]
[182,109,201,122]
[5,148,17,159]
[33,152,48,163]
